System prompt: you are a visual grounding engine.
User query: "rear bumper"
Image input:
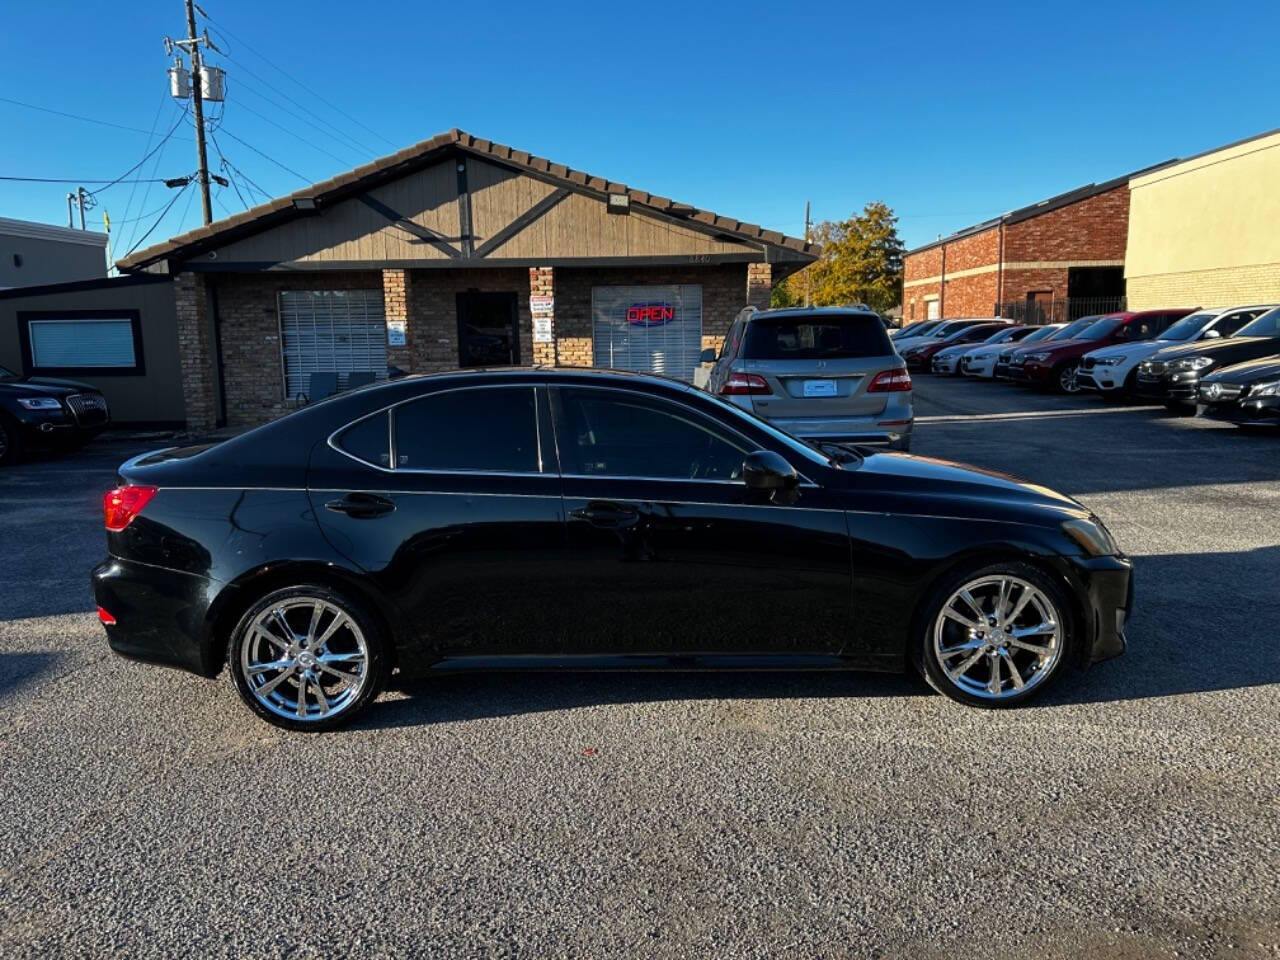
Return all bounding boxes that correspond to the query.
[1064,554,1132,664]
[92,556,226,678]
[765,409,914,449]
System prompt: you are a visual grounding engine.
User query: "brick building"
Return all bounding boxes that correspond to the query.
[117,129,816,431]
[901,164,1171,325]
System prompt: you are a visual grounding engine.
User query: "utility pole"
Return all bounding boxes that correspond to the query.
[803,200,812,307]
[76,186,89,230]
[166,1,222,225]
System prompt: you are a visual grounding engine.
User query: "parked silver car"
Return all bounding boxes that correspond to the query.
[703,307,913,450]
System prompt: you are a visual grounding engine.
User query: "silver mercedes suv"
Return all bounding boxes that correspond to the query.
[703,306,913,450]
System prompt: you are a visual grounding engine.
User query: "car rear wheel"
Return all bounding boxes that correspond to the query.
[1056,362,1082,394]
[0,415,22,466]
[229,585,389,732]
[916,562,1076,708]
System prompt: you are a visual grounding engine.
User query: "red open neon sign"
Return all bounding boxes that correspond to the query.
[626,304,675,326]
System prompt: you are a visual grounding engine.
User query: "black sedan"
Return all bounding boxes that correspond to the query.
[92,368,1132,730]
[1197,356,1280,428]
[0,363,110,465]
[1135,306,1280,412]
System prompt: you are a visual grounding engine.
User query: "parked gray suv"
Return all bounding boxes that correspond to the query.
[703,306,913,450]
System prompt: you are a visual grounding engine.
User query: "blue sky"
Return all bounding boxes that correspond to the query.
[1,0,1277,257]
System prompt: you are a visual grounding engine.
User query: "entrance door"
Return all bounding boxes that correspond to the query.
[457,291,520,367]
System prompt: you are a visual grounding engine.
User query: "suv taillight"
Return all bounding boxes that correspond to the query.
[719,372,772,395]
[867,369,912,393]
[104,485,157,531]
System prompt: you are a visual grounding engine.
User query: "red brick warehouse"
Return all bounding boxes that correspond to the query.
[901,161,1174,325]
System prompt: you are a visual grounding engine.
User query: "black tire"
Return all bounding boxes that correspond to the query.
[1054,361,1082,394]
[0,415,23,466]
[1164,401,1195,417]
[913,559,1079,709]
[228,584,390,732]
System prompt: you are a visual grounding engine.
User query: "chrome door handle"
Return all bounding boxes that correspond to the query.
[324,493,396,519]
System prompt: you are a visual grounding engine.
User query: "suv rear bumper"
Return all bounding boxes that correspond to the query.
[764,411,913,450]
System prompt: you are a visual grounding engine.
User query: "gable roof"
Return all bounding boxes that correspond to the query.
[117,128,818,271]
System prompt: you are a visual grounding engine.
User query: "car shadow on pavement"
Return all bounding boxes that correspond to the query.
[357,669,926,730]
[1041,545,1280,706]
[0,651,63,705]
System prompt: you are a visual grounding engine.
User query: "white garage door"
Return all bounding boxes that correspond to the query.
[278,289,386,399]
[591,284,703,382]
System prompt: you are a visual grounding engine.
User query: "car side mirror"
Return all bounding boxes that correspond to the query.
[699,347,717,363]
[743,450,799,503]
[1202,328,1222,340]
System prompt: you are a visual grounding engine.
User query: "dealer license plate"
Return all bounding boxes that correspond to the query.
[802,379,838,398]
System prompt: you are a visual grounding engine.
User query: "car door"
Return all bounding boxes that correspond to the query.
[307,383,569,670]
[549,383,852,660]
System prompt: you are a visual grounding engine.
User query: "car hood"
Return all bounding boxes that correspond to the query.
[0,376,97,397]
[933,344,971,359]
[1201,355,1280,384]
[1086,340,1176,361]
[841,451,1087,521]
[1147,335,1277,363]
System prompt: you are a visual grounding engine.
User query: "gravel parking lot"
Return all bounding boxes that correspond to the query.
[1,379,1277,959]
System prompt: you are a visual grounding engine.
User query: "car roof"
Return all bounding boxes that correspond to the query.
[749,306,881,321]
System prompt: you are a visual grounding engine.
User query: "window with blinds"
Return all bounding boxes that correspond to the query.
[278,290,387,399]
[28,317,138,369]
[591,285,703,382]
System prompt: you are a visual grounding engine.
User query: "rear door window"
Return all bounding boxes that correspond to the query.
[743,315,893,360]
[393,386,540,472]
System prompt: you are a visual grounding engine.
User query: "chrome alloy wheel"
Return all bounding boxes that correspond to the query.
[241,597,370,722]
[931,575,1064,700]
[1058,363,1081,393]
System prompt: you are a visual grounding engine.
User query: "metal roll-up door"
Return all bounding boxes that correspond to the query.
[278,289,386,399]
[591,284,703,381]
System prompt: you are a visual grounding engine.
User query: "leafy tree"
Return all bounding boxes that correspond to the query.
[776,202,905,313]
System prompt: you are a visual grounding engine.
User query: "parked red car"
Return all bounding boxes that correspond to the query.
[1014,309,1197,393]
[899,321,1009,373]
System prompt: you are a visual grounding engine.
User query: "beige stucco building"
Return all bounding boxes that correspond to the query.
[1126,129,1280,308]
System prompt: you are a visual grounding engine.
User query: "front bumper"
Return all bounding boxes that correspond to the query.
[930,355,961,374]
[1076,366,1125,393]
[1018,361,1056,384]
[12,401,109,445]
[93,556,227,678]
[1198,395,1280,426]
[962,356,996,378]
[1164,371,1204,403]
[1064,553,1133,664]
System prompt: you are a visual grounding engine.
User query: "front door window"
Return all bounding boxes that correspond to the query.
[457,291,520,367]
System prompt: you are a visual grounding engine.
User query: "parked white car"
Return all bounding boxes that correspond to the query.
[894,318,1001,356]
[931,325,1033,375]
[962,324,1064,378]
[1076,305,1274,396]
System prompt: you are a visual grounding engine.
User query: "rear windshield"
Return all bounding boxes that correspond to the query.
[1052,316,1105,340]
[743,314,893,360]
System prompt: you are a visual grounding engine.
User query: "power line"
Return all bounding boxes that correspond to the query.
[230,73,373,159]
[201,15,397,150]
[116,94,171,242]
[0,175,172,184]
[229,98,363,168]
[124,182,191,257]
[88,109,190,197]
[94,195,197,226]
[0,95,192,140]
[218,128,312,183]
[122,108,182,257]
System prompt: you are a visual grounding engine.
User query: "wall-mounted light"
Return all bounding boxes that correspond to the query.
[293,197,318,212]
[607,193,630,216]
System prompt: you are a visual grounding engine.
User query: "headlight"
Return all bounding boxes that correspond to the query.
[1062,517,1119,557]
[1025,352,1051,362]
[1252,380,1280,397]
[1171,356,1214,371]
[1094,357,1123,366]
[16,397,63,410]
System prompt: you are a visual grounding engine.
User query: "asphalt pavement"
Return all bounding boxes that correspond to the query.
[1,377,1277,959]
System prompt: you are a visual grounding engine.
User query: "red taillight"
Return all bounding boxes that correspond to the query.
[868,369,913,393]
[98,606,117,625]
[103,485,157,531]
[719,372,772,396]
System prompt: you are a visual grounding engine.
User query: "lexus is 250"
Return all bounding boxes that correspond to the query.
[93,368,1132,731]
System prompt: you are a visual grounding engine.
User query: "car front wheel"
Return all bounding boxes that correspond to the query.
[917,562,1076,708]
[1056,362,1082,394]
[229,585,389,731]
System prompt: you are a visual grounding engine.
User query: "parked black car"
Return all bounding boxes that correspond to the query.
[0,363,110,465]
[1196,356,1280,428]
[1136,307,1280,412]
[93,368,1131,731]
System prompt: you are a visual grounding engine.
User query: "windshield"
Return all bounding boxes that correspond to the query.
[1020,325,1060,343]
[931,321,976,338]
[1237,307,1280,338]
[897,321,939,338]
[1074,316,1124,340]
[1159,312,1216,341]
[982,327,1021,344]
[1051,316,1104,340]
